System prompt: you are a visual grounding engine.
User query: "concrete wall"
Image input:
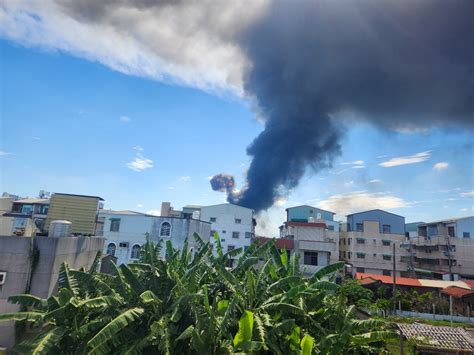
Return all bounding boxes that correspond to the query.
[347,209,405,234]
[456,217,474,238]
[200,204,254,254]
[0,235,104,348]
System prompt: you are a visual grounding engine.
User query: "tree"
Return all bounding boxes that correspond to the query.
[0,234,395,354]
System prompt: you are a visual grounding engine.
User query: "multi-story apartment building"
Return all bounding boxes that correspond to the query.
[286,205,339,231]
[340,209,408,277]
[99,209,211,265]
[408,216,474,280]
[280,219,339,275]
[199,203,255,256]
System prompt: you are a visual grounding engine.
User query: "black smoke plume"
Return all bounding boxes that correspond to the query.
[213,0,474,211]
[210,173,236,193]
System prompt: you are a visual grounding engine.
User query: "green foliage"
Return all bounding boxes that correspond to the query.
[340,277,374,305]
[1,235,394,354]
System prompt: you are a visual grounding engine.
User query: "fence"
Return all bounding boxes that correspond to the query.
[395,310,474,324]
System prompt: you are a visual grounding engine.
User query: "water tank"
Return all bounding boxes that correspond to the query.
[49,220,72,238]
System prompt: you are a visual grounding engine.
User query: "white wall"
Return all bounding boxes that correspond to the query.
[200,204,254,254]
[100,212,211,265]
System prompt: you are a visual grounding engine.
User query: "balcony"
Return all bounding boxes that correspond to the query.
[298,240,336,253]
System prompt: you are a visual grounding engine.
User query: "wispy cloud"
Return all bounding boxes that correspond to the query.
[0,150,12,156]
[32,136,41,141]
[179,176,191,182]
[379,151,431,168]
[369,179,382,183]
[167,186,175,190]
[133,145,144,152]
[120,115,131,123]
[433,162,449,171]
[126,155,153,171]
[318,191,407,216]
[137,204,143,208]
[460,190,474,198]
[341,160,364,166]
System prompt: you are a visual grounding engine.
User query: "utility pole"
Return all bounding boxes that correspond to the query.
[393,242,397,312]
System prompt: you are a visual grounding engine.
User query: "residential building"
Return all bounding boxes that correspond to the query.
[0,234,104,349]
[45,193,104,235]
[199,203,255,258]
[160,202,183,217]
[340,209,408,277]
[408,216,474,280]
[0,197,50,237]
[280,220,339,275]
[286,205,339,231]
[100,209,211,265]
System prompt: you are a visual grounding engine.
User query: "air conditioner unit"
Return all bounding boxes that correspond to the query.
[0,272,7,286]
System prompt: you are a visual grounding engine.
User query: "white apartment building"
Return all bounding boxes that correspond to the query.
[99,210,211,265]
[280,220,339,275]
[199,203,255,256]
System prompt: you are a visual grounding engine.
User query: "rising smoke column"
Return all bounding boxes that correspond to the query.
[213,0,474,211]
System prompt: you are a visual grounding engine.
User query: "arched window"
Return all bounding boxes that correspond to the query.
[160,222,171,237]
[106,243,116,256]
[131,244,141,259]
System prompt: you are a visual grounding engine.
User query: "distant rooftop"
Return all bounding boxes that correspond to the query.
[285,205,336,215]
[419,215,474,226]
[54,193,104,201]
[346,209,404,218]
[99,209,148,216]
[183,205,203,209]
[14,198,50,204]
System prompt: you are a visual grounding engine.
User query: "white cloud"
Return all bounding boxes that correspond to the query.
[133,145,144,152]
[433,162,449,171]
[120,116,131,123]
[369,179,382,183]
[379,151,431,167]
[32,136,41,141]
[341,160,364,166]
[460,190,474,198]
[392,125,429,134]
[167,186,175,190]
[343,180,355,187]
[179,176,191,182]
[146,210,161,216]
[126,154,153,172]
[0,150,12,156]
[318,191,407,216]
[0,2,268,95]
[137,204,143,208]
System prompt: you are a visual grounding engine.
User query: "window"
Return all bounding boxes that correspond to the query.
[228,245,235,252]
[0,272,6,285]
[210,230,216,237]
[119,242,129,248]
[106,243,116,256]
[160,222,171,236]
[343,238,346,245]
[245,232,252,238]
[448,226,455,237]
[232,232,240,239]
[348,238,351,245]
[110,218,121,232]
[356,253,365,259]
[356,238,365,244]
[309,209,313,214]
[131,244,141,259]
[463,232,470,238]
[304,251,318,266]
[343,251,346,258]
[210,217,217,222]
[373,239,376,244]
[383,255,392,261]
[328,225,334,231]
[356,267,365,273]
[383,270,391,276]
[382,240,391,246]
[348,252,352,259]
[373,253,376,258]
[235,218,242,224]
[222,230,226,234]
[221,238,226,242]
[382,225,391,233]
[356,223,363,232]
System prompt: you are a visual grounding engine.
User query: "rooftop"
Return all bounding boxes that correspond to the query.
[441,286,474,299]
[13,198,50,204]
[285,205,336,215]
[346,209,405,218]
[99,209,148,216]
[397,323,474,352]
[286,221,327,228]
[418,215,474,226]
[53,193,104,201]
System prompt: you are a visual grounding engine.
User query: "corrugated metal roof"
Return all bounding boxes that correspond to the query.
[397,323,474,351]
[441,286,474,299]
[419,279,473,290]
[99,209,148,216]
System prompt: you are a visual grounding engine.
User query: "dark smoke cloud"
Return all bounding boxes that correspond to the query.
[217,0,473,212]
[210,173,235,193]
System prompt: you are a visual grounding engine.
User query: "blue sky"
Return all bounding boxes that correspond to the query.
[1,39,473,236]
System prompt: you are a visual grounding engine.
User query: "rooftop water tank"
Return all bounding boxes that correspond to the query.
[49,220,72,238]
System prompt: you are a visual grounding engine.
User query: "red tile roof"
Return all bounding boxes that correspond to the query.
[463,280,474,288]
[257,237,294,250]
[355,273,422,287]
[286,221,327,228]
[441,286,474,299]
